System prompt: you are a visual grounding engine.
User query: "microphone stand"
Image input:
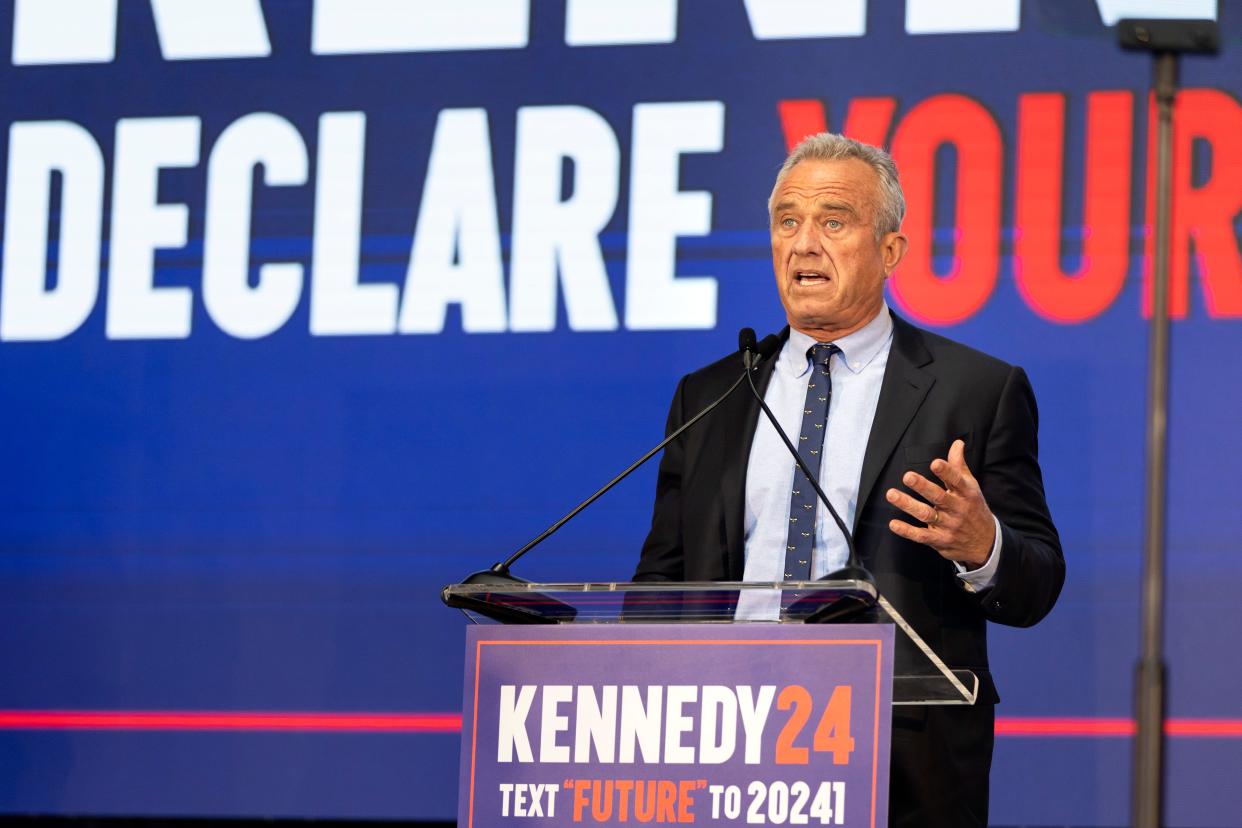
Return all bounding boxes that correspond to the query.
[460,370,754,586]
[1116,17,1220,828]
[739,332,875,623]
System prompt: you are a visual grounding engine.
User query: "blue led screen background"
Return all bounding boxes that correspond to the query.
[0,2,1240,825]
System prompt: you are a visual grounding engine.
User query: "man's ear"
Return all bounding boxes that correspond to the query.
[881,231,908,276]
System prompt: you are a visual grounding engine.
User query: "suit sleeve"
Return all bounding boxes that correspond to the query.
[633,375,689,582]
[974,365,1065,627]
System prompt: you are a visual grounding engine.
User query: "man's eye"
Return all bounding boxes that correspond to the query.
[826,219,842,229]
[781,218,797,228]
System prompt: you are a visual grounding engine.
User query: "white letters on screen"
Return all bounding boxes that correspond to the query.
[906,0,1020,34]
[14,0,272,64]
[312,0,529,54]
[150,0,272,60]
[509,106,620,332]
[106,117,200,339]
[565,0,677,46]
[1095,0,1217,24]
[624,101,722,330]
[12,0,117,64]
[743,0,867,39]
[399,109,507,334]
[310,113,398,335]
[1,122,104,340]
[203,114,307,339]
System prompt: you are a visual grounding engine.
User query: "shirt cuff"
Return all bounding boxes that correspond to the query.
[954,515,1002,592]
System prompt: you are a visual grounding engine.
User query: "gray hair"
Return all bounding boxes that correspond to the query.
[768,133,906,237]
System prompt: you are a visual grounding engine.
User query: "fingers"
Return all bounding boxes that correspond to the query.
[888,518,937,546]
[901,470,946,505]
[886,486,940,526]
[889,440,995,564]
[948,437,966,466]
[930,439,971,490]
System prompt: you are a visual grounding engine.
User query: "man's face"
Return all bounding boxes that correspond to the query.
[769,158,907,338]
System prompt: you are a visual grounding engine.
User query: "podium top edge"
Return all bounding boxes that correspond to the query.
[443,579,877,597]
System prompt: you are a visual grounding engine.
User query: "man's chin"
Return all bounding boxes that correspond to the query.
[786,305,841,331]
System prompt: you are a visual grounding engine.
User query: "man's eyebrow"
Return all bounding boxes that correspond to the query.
[771,199,861,217]
[818,200,859,216]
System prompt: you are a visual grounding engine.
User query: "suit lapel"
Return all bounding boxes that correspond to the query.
[720,328,787,579]
[854,314,935,531]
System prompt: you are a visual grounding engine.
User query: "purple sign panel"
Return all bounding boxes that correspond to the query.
[459,624,894,827]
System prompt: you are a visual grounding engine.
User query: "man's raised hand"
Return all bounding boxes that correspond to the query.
[885,439,996,568]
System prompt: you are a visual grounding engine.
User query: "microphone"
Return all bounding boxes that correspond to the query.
[450,328,780,592]
[738,331,875,592]
[739,327,762,369]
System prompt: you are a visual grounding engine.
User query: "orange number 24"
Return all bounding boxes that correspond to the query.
[775,684,855,766]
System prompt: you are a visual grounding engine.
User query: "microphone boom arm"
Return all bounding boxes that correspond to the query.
[741,338,871,583]
[491,369,752,577]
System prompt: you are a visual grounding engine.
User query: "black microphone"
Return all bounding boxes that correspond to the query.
[450,328,780,593]
[739,327,761,369]
[739,333,875,592]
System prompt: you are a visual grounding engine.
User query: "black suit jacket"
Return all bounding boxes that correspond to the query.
[634,312,1065,704]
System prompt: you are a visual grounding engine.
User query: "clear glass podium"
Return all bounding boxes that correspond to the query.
[442,579,978,706]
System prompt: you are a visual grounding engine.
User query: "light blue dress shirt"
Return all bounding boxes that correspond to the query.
[736,306,1000,620]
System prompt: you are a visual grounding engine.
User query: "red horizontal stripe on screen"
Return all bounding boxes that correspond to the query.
[996,716,1136,736]
[0,711,1239,738]
[0,710,461,732]
[1163,719,1242,738]
[997,717,1242,738]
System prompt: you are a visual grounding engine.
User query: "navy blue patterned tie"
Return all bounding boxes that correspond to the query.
[783,343,840,580]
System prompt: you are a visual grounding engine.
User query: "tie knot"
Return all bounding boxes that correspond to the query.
[809,342,840,369]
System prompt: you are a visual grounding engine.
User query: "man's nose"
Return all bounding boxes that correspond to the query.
[792,220,820,255]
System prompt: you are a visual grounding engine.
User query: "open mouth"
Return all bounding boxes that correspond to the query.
[795,271,830,286]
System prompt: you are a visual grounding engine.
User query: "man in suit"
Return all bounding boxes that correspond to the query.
[634,133,1064,826]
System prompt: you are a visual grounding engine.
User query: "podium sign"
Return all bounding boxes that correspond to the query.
[458,624,894,827]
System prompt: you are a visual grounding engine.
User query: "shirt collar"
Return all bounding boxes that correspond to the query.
[781,304,894,378]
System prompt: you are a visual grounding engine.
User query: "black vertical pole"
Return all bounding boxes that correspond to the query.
[1132,50,1176,828]
[1115,16,1218,828]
